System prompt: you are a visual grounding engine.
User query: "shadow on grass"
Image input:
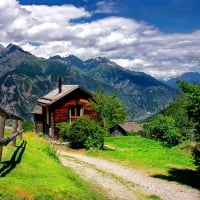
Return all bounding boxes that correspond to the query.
[0,140,26,177]
[152,167,200,190]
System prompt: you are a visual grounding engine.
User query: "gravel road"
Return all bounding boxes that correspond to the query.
[58,150,200,200]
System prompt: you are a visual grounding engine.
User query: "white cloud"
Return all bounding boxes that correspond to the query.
[95,0,118,14]
[0,0,18,8]
[23,4,90,23]
[0,0,200,79]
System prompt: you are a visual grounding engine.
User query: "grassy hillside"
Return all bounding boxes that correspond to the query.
[0,132,107,200]
[86,136,199,189]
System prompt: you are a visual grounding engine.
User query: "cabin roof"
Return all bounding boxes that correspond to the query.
[36,85,91,106]
[32,104,42,114]
[118,122,143,133]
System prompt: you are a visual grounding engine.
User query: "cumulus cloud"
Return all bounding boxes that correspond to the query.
[0,0,200,79]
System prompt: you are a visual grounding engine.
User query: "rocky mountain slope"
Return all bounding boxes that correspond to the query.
[51,55,175,120]
[0,44,175,120]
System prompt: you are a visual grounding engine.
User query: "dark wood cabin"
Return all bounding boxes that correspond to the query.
[110,122,143,136]
[32,85,97,137]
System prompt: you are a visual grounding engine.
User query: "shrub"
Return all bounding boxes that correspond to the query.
[57,122,71,141]
[178,81,200,141]
[23,120,34,132]
[136,129,149,138]
[58,116,105,149]
[193,144,200,172]
[38,132,44,137]
[147,114,181,146]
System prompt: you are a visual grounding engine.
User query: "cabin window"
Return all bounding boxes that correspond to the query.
[69,105,83,122]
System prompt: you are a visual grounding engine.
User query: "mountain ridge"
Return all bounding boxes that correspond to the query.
[163,72,200,88]
[0,44,175,120]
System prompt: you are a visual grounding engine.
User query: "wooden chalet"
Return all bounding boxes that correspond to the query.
[32,83,97,137]
[111,122,143,136]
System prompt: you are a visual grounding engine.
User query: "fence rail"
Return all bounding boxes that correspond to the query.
[0,107,23,161]
[0,131,23,146]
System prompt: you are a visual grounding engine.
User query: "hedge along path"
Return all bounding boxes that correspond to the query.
[58,150,200,200]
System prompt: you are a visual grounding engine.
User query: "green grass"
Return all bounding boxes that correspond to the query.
[0,132,108,200]
[86,136,196,175]
[3,129,11,137]
[85,136,200,189]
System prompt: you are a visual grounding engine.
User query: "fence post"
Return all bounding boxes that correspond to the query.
[0,116,5,161]
[11,120,18,146]
[18,120,23,139]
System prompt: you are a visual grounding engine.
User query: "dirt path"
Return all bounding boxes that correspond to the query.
[58,150,200,200]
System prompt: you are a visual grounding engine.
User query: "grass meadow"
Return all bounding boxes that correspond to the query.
[1,132,199,200]
[0,132,107,200]
[86,135,199,189]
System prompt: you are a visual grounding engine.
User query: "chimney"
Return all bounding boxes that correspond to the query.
[58,76,62,93]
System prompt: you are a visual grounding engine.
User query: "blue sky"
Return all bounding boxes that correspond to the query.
[19,0,200,33]
[0,0,200,79]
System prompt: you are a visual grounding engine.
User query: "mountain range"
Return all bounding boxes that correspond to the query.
[163,72,200,88]
[0,44,176,120]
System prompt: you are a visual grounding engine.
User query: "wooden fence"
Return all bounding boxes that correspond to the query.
[0,107,23,161]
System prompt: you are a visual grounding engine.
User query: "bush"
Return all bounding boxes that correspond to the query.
[178,81,200,141]
[136,129,149,138]
[23,120,34,132]
[57,122,71,141]
[147,115,181,146]
[58,116,105,149]
[193,144,200,172]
